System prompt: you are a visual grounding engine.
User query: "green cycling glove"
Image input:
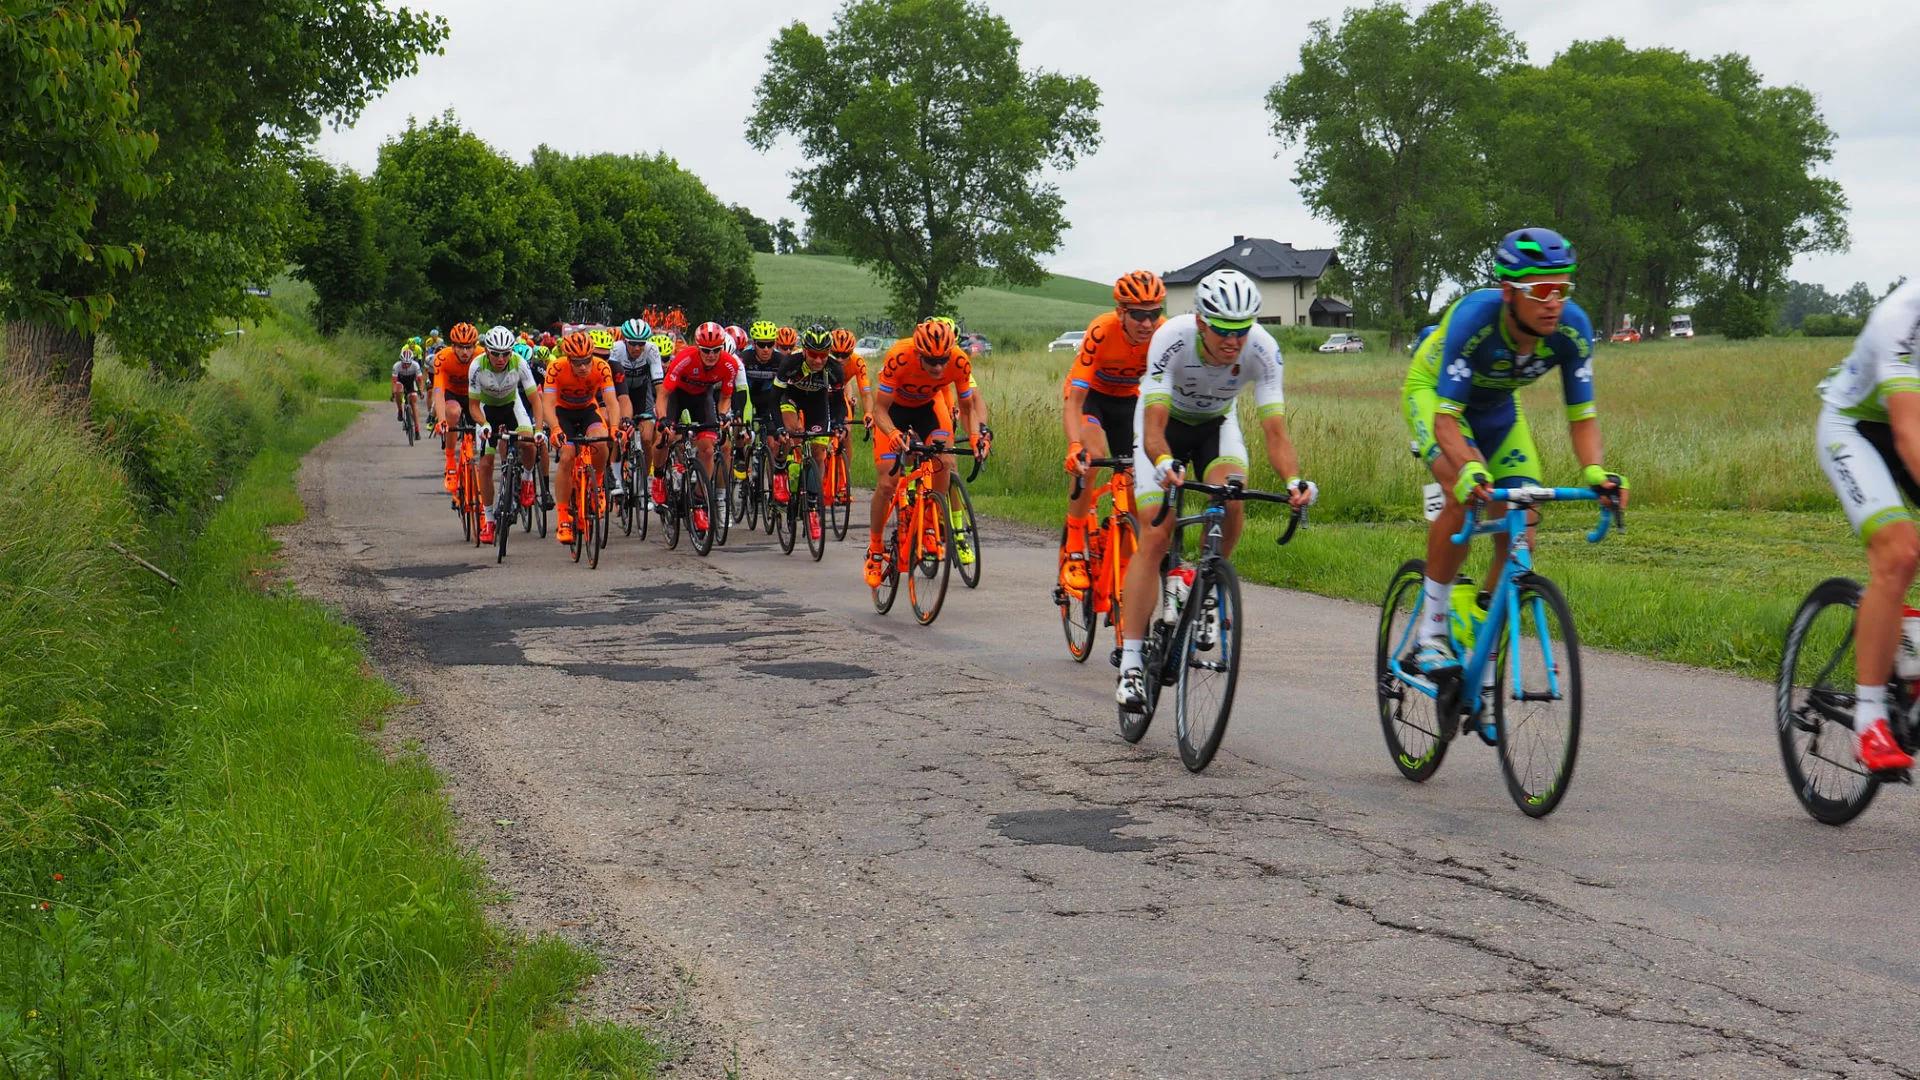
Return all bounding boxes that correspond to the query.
[1579,464,1629,490]
[1453,462,1493,504]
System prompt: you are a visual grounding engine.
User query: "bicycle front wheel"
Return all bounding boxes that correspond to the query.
[776,473,798,555]
[1060,570,1095,663]
[803,461,825,562]
[1492,574,1581,817]
[712,461,733,547]
[872,525,901,614]
[908,490,952,626]
[1778,577,1878,825]
[829,445,852,541]
[949,471,981,589]
[619,456,637,537]
[1175,560,1243,772]
[1376,559,1449,782]
[688,466,715,556]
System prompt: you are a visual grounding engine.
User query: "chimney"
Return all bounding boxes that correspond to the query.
[1232,235,1245,244]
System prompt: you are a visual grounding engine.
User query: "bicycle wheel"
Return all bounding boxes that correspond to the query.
[1374,558,1450,782]
[1118,623,1164,744]
[663,468,683,551]
[535,468,550,538]
[1778,577,1878,825]
[596,470,612,556]
[829,445,851,541]
[403,406,416,446]
[1491,574,1581,817]
[761,448,780,536]
[633,463,651,541]
[1175,560,1243,772]
[569,481,586,564]
[872,524,901,614]
[586,487,602,569]
[1061,573,1095,662]
[712,461,732,547]
[742,448,762,532]
[776,469,798,555]
[494,472,512,564]
[688,465,715,556]
[463,463,482,547]
[907,489,952,626]
[619,454,637,536]
[949,471,982,589]
[803,460,825,561]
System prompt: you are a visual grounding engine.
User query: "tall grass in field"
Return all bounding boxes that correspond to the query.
[941,333,1859,677]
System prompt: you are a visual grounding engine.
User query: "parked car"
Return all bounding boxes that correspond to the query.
[958,331,992,356]
[1047,330,1085,353]
[1669,314,1694,338]
[853,335,888,359]
[1317,332,1365,353]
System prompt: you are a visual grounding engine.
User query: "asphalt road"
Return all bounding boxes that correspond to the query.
[286,404,1920,1079]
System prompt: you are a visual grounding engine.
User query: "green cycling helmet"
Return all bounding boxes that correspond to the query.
[651,333,675,356]
[748,320,779,344]
[800,323,833,354]
[620,317,652,342]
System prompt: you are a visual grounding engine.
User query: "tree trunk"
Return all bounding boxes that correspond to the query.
[5,320,96,404]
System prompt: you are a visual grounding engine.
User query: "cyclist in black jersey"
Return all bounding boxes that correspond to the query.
[741,320,792,477]
[776,325,845,541]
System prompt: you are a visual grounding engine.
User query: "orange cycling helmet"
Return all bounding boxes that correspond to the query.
[829,328,857,356]
[774,326,799,350]
[913,318,956,357]
[1113,270,1166,307]
[560,330,594,359]
[693,321,728,350]
[448,322,480,346]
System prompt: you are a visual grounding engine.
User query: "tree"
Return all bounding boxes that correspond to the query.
[731,204,775,253]
[1839,281,1877,320]
[1775,279,1841,332]
[527,149,671,321]
[773,217,799,254]
[291,158,384,334]
[1268,0,1523,346]
[6,0,446,389]
[629,155,759,321]
[747,0,1100,321]
[0,0,156,388]
[798,216,847,257]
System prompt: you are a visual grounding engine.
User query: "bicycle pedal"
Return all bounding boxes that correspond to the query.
[1474,720,1499,747]
[1108,648,1123,668]
[1872,767,1914,784]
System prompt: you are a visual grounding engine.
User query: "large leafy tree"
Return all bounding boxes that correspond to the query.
[746,0,1100,321]
[6,0,446,390]
[291,158,384,334]
[0,0,155,385]
[1268,0,1523,344]
[528,150,675,320]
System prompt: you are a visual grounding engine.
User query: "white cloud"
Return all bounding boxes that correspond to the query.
[317,0,1915,294]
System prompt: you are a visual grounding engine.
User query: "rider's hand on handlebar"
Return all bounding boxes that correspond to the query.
[1580,463,1630,511]
[1153,455,1184,491]
[1285,476,1319,508]
[1064,441,1088,477]
[1453,462,1494,506]
[478,422,494,443]
[975,424,992,461]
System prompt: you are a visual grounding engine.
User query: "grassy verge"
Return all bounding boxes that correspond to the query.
[2,316,657,1075]
[874,335,1861,681]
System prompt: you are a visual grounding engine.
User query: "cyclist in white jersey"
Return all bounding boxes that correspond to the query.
[392,349,423,423]
[1116,268,1319,708]
[1816,278,1920,771]
[466,327,542,545]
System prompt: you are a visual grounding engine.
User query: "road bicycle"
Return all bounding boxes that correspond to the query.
[559,434,613,568]
[1057,456,1137,664]
[779,422,837,562]
[615,424,650,541]
[711,418,738,548]
[1776,577,1920,824]
[399,392,420,445]
[1119,477,1305,772]
[871,440,976,626]
[657,422,721,556]
[947,446,984,589]
[728,423,760,534]
[486,429,540,563]
[823,422,854,542]
[1375,485,1616,817]
[447,421,483,545]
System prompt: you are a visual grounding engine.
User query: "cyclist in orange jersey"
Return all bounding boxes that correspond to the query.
[1059,271,1166,592]
[540,331,620,545]
[828,328,871,425]
[433,322,482,495]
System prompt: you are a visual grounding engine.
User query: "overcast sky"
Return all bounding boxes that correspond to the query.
[316,0,1916,297]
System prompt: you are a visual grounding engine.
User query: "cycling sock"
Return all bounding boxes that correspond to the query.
[1064,515,1089,553]
[1856,683,1889,733]
[1121,638,1144,670]
[1420,576,1452,645]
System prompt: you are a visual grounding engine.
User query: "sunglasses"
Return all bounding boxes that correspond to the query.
[1510,279,1575,302]
[1203,319,1253,339]
[698,346,724,356]
[1123,307,1163,323]
[918,352,950,367]
[486,348,510,357]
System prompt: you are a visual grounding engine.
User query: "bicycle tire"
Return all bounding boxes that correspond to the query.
[619,454,637,537]
[464,463,482,547]
[494,467,513,564]
[743,448,763,532]
[1176,559,1243,772]
[1061,581,1095,663]
[569,482,586,563]
[803,459,825,561]
[872,526,901,613]
[535,468,550,538]
[518,459,533,534]
[1118,622,1165,744]
[712,461,732,547]
[776,471,798,555]
[829,443,851,541]
[688,465,715,557]
[663,466,683,550]
[1376,558,1450,782]
[596,469,612,556]
[908,489,952,626]
[403,405,416,446]
[949,471,981,589]
[633,459,651,541]
[1778,577,1878,825]
[1492,574,1581,817]
[586,490,602,569]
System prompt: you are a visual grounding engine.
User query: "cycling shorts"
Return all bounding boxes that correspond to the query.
[1131,413,1246,508]
[874,399,953,469]
[748,384,782,427]
[1819,406,1920,543]
[1076,388,1137,460]
[553,406,602,443]
[1403,385,1540,485]
[629,374,655,418]
[662,389,720,441]
[479,404,531,456]
[782,389,834,436]
[395,374,420,394]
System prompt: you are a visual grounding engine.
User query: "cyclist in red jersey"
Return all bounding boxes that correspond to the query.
[650,321,748,505]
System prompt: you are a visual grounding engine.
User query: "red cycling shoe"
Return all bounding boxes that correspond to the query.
[1856,718,1914,773]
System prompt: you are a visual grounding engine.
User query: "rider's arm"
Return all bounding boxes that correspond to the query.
[1140,401,1172,464]
[1062,380,1091,447]
[730,360,747,417]
[1260,413,1302,484]
[1889,392,1920,481]
[872,387,901,444]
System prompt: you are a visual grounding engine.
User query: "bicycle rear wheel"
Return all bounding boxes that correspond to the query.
[872,525,901,614]
[535,468,550,538]
[1778,577,1878,825]
[744,449,764,532]
[803,460,825,561]
[712,461,732,547]
[688,465,716,557]
[949,471,981,589]
[829,444,851,541]
[908,490,952,626]
[1492,574,1581,817]
[1176,560,1243,772]
[776,471,798,555]
[1376,558,1449,782]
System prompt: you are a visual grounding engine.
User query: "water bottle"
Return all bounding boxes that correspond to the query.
[1449,577,1485,656]
[1898,605,1920,680]
[1160,565,1195,625]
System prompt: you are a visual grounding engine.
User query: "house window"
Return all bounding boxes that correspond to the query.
[1296,280,1304,299]
[1298,315,1306,325]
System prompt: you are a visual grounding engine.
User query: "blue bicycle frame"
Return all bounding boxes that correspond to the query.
[1387,486,1615,721]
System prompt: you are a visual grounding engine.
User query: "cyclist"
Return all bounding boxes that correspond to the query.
[1400,227,1624,679]
[739,321,790,492]
[432,322,482,495]
[776,325,845,543]
[864,319,992,588]
[1061,270,1166,594]
[466,326,541,545]
[613,318,663,481]
[1116,268,1317,709]
[540,330,620,546]
[829,328,869,427]
[393,346,423,426]
[651,321,747,524]
[1816,278,1920,771]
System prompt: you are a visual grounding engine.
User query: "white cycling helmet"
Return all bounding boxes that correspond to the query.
[481,325,516,351]
[1194,268,1262,322]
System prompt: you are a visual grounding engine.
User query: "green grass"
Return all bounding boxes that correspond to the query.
[751,252,1107,349]
[937,333,1858,679]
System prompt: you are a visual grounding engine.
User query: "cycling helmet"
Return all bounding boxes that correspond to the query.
[1114,269,1166,306]
[1493,227,1577,278]
[1193,269,1261,322]
[407,335,424,349]
[651,333,675,357]
[399,345,417,361]
[620,317,652,342]
[693,321,728,350]
[448,322,479,346]
[560,331,594,359]
[538,332,555,348]
[913,318,957,356]
[724,324,747,350]
[829,328,858,357]
[800,323,833,355]
[511,342,532,362]
[749,319,778,343]
[586,328,615,354]
[774,326,798,350]
[481,325,516,351]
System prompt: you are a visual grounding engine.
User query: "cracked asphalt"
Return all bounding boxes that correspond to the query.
[283,405,1920,1079]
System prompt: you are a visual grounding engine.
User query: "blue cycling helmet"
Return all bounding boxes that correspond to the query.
[1493,228,1577,278]
[620,317,652,342]
[511,342,532,362]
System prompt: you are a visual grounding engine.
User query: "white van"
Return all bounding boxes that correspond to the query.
[1670,314,1694,338]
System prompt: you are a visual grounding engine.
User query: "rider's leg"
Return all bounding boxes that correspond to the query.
[1858,520,1920,727]
[1066,423,1111,551]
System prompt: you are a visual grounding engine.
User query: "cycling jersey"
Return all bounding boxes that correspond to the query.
[543,357,617,412]
[877,339,972,408]
[466,356,537,429]
[1818,280,1920,542]
[1820,279,1920,423]
[660,348,747,401]
[740,345,787,389]
[608,338,664,389]
[1139,315,1285,424]
[432,346,474,399]
[1408,288,1596,424]
[393,358,423,381]
[840,353,870,397]
[776,354,845,432]
[1065,310,1159,398]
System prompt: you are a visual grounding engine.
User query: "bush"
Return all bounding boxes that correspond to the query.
[1801,312,1864,338]
[1718,293,1774,340]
